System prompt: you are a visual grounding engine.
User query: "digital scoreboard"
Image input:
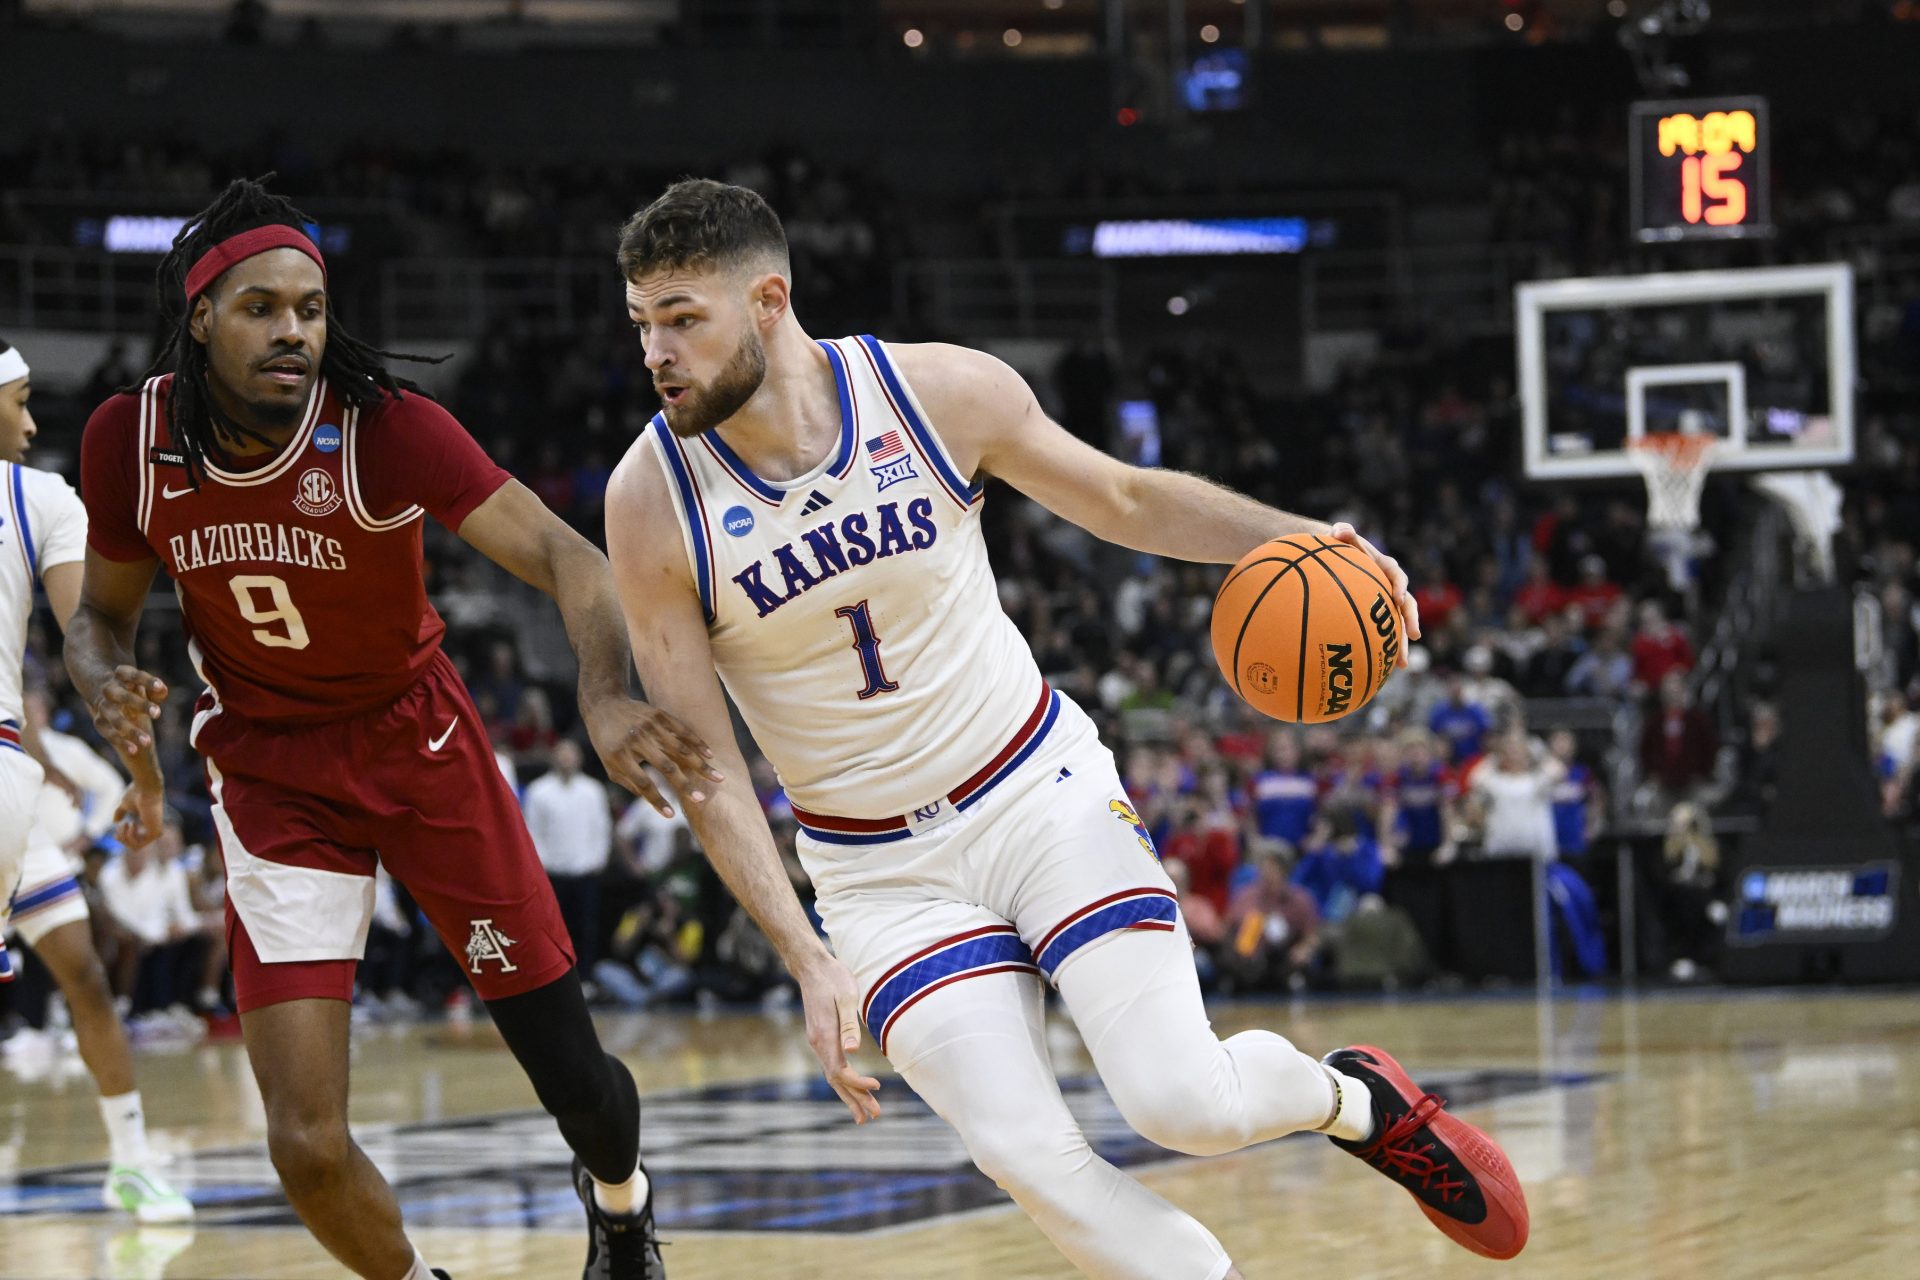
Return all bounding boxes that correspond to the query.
[1630,96,1772,242]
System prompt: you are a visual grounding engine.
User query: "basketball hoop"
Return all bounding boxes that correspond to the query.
[1627,433,1722,532]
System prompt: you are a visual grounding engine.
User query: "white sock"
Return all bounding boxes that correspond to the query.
[399,1252,435,1280]
[592,1160,649,1216]
[1318,1068,1377,1144]
[98,1090,151,1167]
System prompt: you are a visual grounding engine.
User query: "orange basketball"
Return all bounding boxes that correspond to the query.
[1211,533,1404,724]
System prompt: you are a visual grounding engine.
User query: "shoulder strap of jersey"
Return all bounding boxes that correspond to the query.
[643,417,716,624]
[135,375,169,538]
[342,401,425,533]
[848,335,984,512]
[3,461,34,583]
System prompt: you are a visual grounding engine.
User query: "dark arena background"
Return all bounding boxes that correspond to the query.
[3,2,1919,1276]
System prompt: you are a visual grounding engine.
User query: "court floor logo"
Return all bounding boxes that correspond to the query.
[0,1068,1594,1234]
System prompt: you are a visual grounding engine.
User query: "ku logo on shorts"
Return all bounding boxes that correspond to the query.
[465,919,519,973]
[1109,799,1158,860]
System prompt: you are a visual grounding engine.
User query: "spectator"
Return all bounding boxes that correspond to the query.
[1639,671,1718,804]
[1519,609,1585,696]
[1565,554,1623,632]
[1429,675,1494,764]
[97,815,209,1016]
[1391,730,1455,867]
[508,685,559,769]
[1249,729,1318,845]
[522,739,613,969]
[1162,796,1238,917]
[1292,808,1385,925]
[1659,802,1725,981]
[1548,730,1602,861]
[1565,625,1636,699]
[1221,840,1320,992]
[1468,731,1562,861]
[616,783,690,878]
[1512,557,1567,625]
[1630,601,1696,690]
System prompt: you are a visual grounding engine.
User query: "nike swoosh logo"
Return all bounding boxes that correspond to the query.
[162,484,195,499]
[428,720,457,752]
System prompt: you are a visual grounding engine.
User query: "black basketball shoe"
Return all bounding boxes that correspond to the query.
[1321,1045,1529,1260]
[572,1155,665,1279]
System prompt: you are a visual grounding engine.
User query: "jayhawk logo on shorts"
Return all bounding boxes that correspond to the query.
[1109,799,1159,860]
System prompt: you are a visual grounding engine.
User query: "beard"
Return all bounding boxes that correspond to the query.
[242,388,309,428]
[662,328,767,438]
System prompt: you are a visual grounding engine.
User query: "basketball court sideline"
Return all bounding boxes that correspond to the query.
[3,987,1915,1278]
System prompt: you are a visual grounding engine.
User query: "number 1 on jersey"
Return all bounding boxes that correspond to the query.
[835,600,900,699]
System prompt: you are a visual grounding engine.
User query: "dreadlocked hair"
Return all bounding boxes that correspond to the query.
[129,176,446,486]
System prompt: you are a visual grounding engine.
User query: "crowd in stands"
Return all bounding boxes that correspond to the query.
[8,99,1920,1048]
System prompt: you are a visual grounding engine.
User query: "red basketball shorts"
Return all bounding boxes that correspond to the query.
[192,649,573,1013]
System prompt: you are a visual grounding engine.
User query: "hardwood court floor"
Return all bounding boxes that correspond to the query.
[3,988,1917,1279]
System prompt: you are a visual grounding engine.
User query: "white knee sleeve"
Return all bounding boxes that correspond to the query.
[1058,927,1338,1157]
[889,969,1233,1280]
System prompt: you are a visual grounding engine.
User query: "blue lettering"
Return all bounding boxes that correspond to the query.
[731,561,788,618]
[842,512,877,566]
[874,502,912,559]
[773,543,821,597]
[906,497,937,550]
[800,524,849,579]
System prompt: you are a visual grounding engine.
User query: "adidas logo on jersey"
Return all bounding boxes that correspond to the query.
[800,490,833,516]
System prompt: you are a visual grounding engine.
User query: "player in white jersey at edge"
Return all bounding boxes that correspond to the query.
[604,182,1528,1276]
[0,337,193,1222]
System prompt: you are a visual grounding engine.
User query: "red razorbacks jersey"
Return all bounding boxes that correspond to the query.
[80,374,510,724]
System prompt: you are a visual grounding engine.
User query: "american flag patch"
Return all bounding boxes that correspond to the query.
[866,432,905,462]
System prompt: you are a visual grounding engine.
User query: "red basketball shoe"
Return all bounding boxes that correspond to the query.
[1322,1045,1529,1260]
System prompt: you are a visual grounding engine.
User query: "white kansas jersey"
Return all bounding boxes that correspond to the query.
[645,335,1043,819]
[2,461,88,724]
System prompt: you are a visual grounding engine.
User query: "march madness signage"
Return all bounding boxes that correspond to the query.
[1731,863,1900,945]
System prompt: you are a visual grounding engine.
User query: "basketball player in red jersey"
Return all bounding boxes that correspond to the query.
[63,180,700,1280]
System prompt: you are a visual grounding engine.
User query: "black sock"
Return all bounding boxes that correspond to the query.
[484,969,642,1183]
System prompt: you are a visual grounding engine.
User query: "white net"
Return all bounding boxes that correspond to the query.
[1628,434,1722,531]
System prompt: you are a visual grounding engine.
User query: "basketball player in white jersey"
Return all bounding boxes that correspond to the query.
[604,182,1528,1276]
[0,337,194,1221]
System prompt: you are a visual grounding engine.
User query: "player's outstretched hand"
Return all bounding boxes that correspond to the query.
[112,782,166,849]
[89,665,168,759]
[797,952,883,1124]
[584,698,726,818]
[1331,522,1422,662]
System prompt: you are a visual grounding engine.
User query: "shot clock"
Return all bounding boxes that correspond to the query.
[1630,96,1772,242]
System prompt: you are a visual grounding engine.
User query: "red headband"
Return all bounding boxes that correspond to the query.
[183,225,328,301]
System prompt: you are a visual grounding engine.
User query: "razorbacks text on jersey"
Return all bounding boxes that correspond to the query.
[646,336,1044,819]
[79,376,511,724]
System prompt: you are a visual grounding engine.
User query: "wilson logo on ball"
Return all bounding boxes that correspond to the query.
[1247,662,1280,695]
[1370,594,1401,670]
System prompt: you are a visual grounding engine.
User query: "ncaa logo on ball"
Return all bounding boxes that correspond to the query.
[1245,662,1280,696]
[313,423,343,453]
[1321,643,1356,717]
[722,505,756,537]
[293,467,343,518]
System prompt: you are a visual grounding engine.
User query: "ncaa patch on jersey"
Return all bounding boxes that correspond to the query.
[722,505,756,537]
[313,423,343,453]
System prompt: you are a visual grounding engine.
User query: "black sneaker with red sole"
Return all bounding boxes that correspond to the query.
[1322,1045,1529,1260]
